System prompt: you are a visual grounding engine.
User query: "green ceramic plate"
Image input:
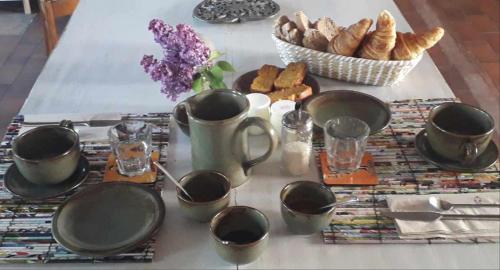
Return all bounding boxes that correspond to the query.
[303,90,391,134]
[52,182,165,257]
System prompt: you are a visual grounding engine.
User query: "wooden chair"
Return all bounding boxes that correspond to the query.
[40,0,79,55]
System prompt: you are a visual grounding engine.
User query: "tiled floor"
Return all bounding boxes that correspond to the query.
[0,1,499,142]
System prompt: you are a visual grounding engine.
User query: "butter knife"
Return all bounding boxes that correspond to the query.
[22,119,122,127]
[381,211,500,221]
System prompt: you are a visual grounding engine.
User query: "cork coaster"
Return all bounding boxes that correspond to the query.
[103,151,160,183]
[320,152,379,186]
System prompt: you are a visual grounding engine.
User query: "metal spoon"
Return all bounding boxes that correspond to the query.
[429,196,500,212]
[319,196,359,210]
[153,161,194,201]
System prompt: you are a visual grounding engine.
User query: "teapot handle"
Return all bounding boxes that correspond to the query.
[234,117,278,173]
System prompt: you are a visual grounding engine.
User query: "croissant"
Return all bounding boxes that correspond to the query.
[359,10,396,60]
[392,27,445,60]
[327,18,372,56]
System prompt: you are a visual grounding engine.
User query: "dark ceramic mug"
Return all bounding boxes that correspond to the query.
[426,102,494,164]
[12,120,80,185]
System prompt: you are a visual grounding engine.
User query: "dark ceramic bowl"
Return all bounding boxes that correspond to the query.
[303,90,391,134]
[232,69,320,96]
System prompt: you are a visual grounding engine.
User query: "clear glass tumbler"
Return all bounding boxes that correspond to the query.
[108,121,153,177]
[324,116,370,173]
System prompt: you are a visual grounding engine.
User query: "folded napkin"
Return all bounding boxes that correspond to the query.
[19,113,122,142]
[386,193,500,239]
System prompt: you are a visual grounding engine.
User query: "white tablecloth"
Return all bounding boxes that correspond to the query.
[16,0,499,269]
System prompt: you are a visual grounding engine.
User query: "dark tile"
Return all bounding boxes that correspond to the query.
[0,35,22,66]
[0,61,24,84]
[439,66,470,91]
[466,15,500,33]
[483,32,500,53]
[462,40,499,63]
[427,45,451,69]
[481,62,500,88]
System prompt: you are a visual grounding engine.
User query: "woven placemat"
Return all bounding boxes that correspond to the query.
[0,113,170,263]
[313,98,500,244]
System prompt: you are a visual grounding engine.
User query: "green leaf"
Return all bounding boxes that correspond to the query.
[192,77,204,93]
[216,60,236,72]
[209,65,224,80]
[208,51,223,61]
[209,79,227,90]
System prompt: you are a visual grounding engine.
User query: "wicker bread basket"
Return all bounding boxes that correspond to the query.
[272,35,422,86]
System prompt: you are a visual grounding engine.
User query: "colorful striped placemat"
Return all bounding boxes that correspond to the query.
[313,98,500,244]
[0,113,170,263]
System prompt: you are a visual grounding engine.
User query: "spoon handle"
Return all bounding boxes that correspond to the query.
[153,161,193,201]
[442,214,500,220]
[452,203,500,208]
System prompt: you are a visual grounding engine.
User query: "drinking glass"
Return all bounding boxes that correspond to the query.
[324,116,370,173]
[108,121,152,177]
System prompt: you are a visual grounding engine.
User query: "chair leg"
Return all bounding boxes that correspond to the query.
[22,0,32,14]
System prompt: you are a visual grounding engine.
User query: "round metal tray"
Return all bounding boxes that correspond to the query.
[193,0,280,24]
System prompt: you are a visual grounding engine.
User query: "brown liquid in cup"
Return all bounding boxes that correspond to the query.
[286,200,329,214]
[181,177,228,202]
[16,131,74,160]
[433,107,490,135]
[219,230,262,244]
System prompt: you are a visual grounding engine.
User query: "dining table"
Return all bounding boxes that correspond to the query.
[12,0,500,269]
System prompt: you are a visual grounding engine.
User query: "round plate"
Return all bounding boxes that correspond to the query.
[303,90,391,134]
[193,0,280,24]
[232,69,320,96]
[415,130,499,172]
[52,182,165,257]
[5,156,89,200]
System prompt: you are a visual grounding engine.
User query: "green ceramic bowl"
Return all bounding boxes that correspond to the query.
[280,181,336,235]
[303,90,391,134]
[177,170,231,222]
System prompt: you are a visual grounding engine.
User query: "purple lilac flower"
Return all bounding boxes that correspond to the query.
[141,19,211,101]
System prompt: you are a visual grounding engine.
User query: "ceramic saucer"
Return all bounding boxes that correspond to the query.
[415,130,499,173]
[5,156,89,200]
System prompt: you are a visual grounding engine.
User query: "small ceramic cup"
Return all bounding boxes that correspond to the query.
[280,181,336,235]
[177,170,231,222]
[210,206,269,265]
[426,102,495,164]
[246,93,271,135]
[12,120,80,185]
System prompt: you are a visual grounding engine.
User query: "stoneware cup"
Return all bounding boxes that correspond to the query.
[280,181,336,235]
[210,206,269,265]
[12,120,80,185]
[426,102,495,163]
[177,170,231,222]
